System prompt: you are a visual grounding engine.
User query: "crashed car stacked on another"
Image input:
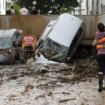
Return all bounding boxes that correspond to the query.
[0,29,22,64]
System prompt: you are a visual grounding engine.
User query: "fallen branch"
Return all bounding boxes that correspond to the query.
[35,94,45,100]
[72,60,96,80]
[59,98,76,103]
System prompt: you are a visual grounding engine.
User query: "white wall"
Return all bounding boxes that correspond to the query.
[75,0,89,15]
[102,0,105,4]
[102,0,105,13]
[81,0,87,15]
[75,0,103,15]
[0,0,6,15]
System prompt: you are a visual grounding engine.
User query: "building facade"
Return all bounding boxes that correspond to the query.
[0,0,13,15]
[74,0,104,15]
[102,0,105,13]
[0,0,6,15]
[0,0,105,15]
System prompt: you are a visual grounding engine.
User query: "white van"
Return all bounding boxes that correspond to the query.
[36,13,86,62]
[36,20,56,48]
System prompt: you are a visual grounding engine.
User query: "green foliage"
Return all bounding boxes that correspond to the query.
[60,7,68,13]
[66,0,79,7]
[55,0,78,6]
[16,0,79,14]
[16,0,78,7]
[16,0,33,7]
[14,3,21,14]
[59,0,78,13]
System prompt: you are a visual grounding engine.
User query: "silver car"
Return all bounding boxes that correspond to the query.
[0,29,22,64]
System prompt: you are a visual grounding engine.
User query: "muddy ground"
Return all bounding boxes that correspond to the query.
[0,56,105,105]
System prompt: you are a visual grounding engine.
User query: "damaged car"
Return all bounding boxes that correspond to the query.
[35,13,86,63]
[0,29,22,64]
[36,20,56,48]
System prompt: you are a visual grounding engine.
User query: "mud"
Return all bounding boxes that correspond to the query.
[0,58,104,105]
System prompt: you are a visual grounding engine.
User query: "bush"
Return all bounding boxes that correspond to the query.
[14,3,21,14]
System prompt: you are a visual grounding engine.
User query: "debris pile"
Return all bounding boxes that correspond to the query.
[68,59,98,82]
[0,55,100,105]
[0,56,98,85]
[32,56,98,83]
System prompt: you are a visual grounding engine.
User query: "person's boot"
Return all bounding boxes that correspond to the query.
[98,73,103,92]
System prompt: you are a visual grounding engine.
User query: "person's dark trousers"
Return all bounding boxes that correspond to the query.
[98,72,103,92]
[96,54,105,92]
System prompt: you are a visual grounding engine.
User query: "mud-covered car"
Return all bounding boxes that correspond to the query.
[0,29,22,64]
[35,13,86,63]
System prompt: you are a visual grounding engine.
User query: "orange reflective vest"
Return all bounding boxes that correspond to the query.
[98,37,105,43]
[96,37,105,49]
[96,45,104,49]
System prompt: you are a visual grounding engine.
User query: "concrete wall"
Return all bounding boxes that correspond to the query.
[98,14,105,24]
[0,15,47,38]
[0,14,102,44]
[77,15,97,39]
[0,15,58,39]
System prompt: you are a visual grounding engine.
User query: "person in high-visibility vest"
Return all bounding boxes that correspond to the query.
[92,23,105,92]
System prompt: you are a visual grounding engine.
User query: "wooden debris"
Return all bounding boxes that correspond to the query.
[35,94,45,100]
[24,85,34,92]
[59,98,76,103]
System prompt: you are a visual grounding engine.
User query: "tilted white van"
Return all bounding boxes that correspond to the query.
[36,13,86,62]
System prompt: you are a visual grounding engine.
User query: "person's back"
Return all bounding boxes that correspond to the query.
[11,6,15,15]
[31,6,38,14]
[95,23,105,55]
[19,7,29,15]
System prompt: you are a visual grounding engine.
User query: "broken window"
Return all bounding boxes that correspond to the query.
[39,37,69,62]
[0,37,12,49]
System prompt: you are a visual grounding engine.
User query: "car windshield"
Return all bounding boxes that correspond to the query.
[39,38,69,62]
[0,37,12,49]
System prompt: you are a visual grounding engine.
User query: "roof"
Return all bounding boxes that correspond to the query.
[0,29,21,38]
